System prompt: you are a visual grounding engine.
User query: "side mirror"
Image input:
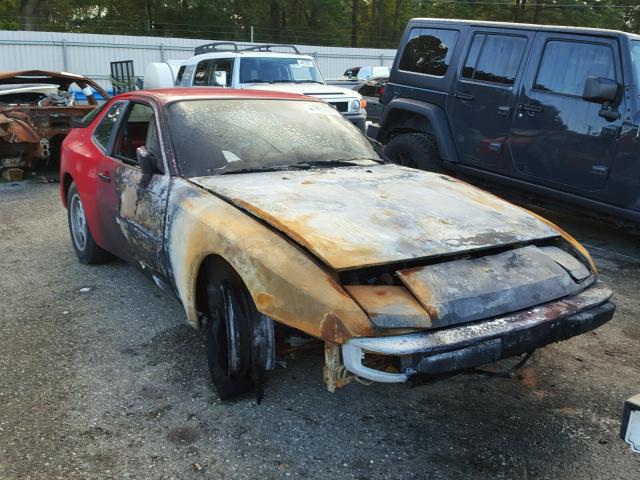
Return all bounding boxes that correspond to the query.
[136,146,155,175]
[583,77,619,103]
[213,70,227,87]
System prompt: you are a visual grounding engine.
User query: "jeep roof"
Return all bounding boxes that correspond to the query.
[408,17,640,40]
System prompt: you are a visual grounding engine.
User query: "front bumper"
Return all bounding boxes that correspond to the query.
[342,111,367,131]
[343,282,614,383]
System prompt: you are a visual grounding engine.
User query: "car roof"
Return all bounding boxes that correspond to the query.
[185,51,314,64]
[409,17,640,40]
[111,87,321,105]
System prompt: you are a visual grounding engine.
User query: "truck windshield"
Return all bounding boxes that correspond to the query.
[168,99,381,177]
[631,41,640,85]
[239,57,324,84]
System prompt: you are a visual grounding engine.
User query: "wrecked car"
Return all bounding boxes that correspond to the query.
[0,70,109,176]
[59,88,615,400]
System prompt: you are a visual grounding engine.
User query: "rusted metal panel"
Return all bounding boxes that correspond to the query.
[344,285,431,328]
[0,71,109,171]
[191,164,560,270]
[396,245,589,328]
[165,178,375,343]
[539,245,591,281]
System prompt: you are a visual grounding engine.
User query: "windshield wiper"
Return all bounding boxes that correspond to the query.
[243,79,273,84]
[219,165,290,175]
[294,80,323,84]
[289,158,380,169]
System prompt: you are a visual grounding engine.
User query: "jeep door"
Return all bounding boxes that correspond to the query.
[508,33,623,193]
[449,29,532,172]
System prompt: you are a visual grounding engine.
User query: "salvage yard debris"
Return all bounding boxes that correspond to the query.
[0,70,109,177]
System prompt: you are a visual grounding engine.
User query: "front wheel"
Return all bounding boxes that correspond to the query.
[205,263,274,402]
[384,132,443,172]
[66,182,111,264]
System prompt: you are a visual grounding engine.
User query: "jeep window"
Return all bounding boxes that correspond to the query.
[399,28,459,77]
[630,40,640,86]
[239,57,324,84]
[168,99,380,177]
[462,34,526,86]
[535,41,615,97]
[178,64,195,86]
[92,101,125,151]
[193,59,234,87]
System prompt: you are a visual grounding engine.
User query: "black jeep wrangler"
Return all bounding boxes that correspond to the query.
[376,18,640,225]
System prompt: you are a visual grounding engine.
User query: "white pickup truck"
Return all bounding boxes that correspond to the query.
[144,42,367,131]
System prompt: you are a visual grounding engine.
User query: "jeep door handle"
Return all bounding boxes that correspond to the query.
[497,106,511,115]
[520,103,543,114]
[455,92,474,101]
[98,172,111,182]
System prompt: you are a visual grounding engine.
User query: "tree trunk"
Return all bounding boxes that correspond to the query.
[350,0,358,47]
[270,1,281,43]
[20,0,40,31]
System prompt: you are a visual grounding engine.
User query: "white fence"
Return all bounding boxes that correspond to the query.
[0,30,397,91]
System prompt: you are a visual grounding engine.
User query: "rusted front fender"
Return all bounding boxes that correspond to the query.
[165,179,376,343]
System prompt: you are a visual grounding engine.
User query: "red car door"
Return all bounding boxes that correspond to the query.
[95,99,170,278]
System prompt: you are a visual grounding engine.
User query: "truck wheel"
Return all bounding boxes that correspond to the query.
[205,262,274,402]
[67,182,111,264]
[384,133,443,172]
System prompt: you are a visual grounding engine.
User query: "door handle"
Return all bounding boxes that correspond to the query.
[520,103,543,114]
[454,92,474,101]
[98,172,111,182]
[497,106,511,115]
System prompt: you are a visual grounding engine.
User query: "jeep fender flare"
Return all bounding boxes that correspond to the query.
[378,98,459,163]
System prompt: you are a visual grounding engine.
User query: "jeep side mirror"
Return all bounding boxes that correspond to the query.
[583,77,621,121]
[136,146,155,175]
[583,77,619,103]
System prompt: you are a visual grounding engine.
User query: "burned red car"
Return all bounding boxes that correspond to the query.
[0,70,109,177]
[60,88,614,400]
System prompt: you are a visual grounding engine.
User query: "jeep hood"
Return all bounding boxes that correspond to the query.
[190,164,559,271]
[242,82,359,99]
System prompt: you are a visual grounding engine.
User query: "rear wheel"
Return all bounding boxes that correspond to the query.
[205,262,274,402]
[67,182,110,264]
[384,132,443,172]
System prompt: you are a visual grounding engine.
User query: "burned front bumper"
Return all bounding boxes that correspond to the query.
[342,282,614,383]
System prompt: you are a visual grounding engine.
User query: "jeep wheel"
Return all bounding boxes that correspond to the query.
[384,133,442,172]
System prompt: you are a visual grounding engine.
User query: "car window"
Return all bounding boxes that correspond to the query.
[168,99,381,177]
[93,102,124,151]
[193,58,234,87]
[112,103,158,167]
[399,28,459,76]
[239,57,324,84]
[535,40,615,96]
[462,34,527,86]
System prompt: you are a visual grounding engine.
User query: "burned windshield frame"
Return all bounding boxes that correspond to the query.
[165,98,382,177]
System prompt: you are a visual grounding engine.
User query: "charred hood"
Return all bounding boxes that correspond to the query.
[190,164,560,271]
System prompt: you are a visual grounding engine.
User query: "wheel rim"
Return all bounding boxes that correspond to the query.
[220,284,242,376]
[70,193,87,251]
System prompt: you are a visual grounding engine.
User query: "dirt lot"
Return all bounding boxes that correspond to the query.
[1,180,639,480]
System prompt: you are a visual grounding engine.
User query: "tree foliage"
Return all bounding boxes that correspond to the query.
[4,0,640,48]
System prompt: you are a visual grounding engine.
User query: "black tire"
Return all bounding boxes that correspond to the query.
[66,182,111,264]
[205,262,274,402]
[384,132,443,172]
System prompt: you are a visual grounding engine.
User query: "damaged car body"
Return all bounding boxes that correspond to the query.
[0,70,109,175]
[60,88,615,400]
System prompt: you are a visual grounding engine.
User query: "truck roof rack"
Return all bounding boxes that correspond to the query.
[243,44,301,54]
[194,42,239,56]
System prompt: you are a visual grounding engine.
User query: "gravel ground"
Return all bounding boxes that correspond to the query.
[1,180,639,480]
